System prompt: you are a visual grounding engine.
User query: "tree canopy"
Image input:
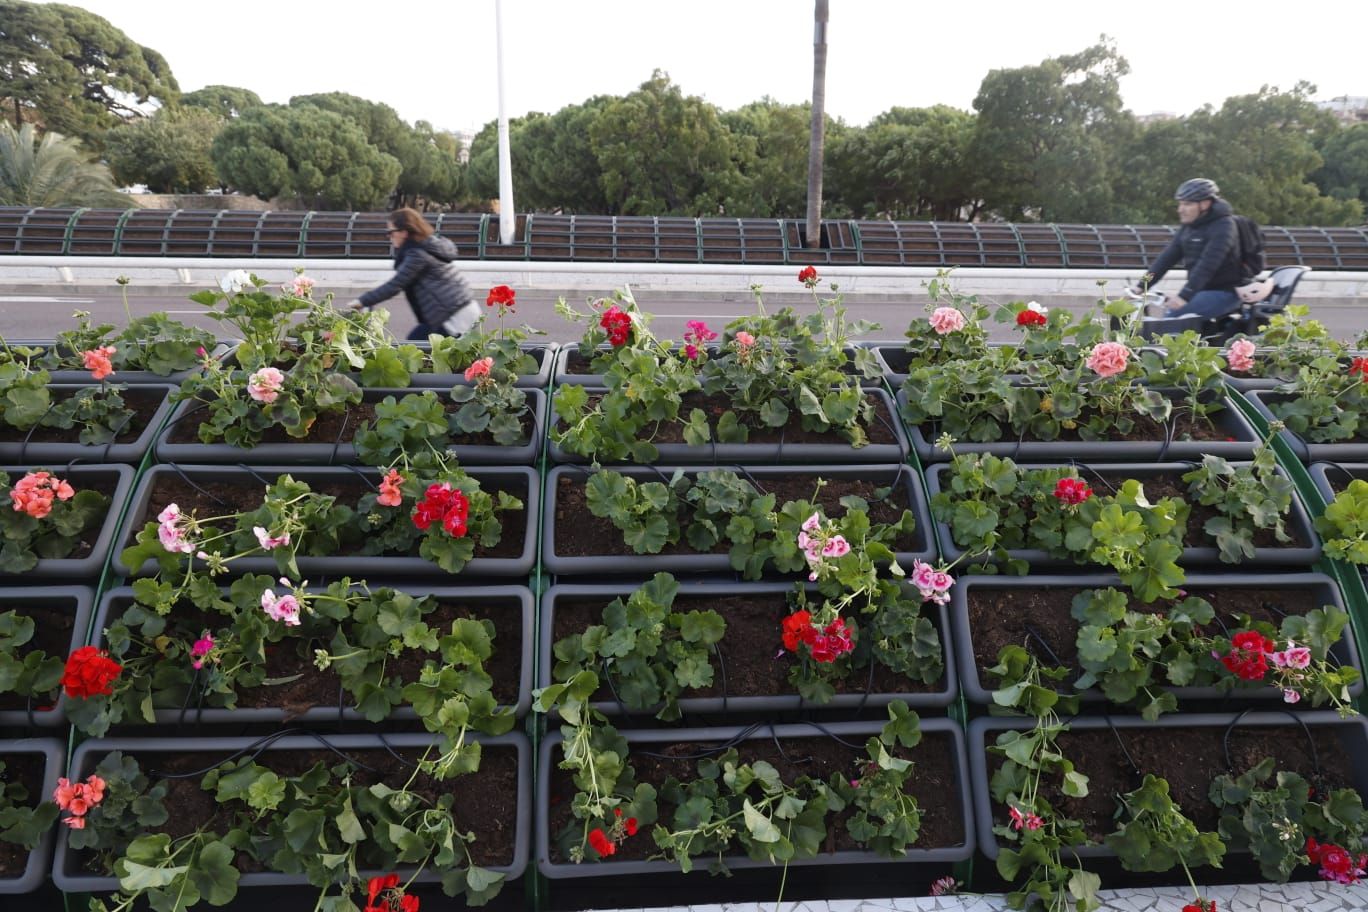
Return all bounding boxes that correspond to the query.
[105,106,221,193]
[0,1,178,148]
[210,105,401,210]
[181,85,262,119]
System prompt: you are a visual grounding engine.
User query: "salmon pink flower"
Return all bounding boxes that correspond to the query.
[735,331,755,348]
[377,469,404,507]
[281,276,315,298]
[81,345,117,381]
[464,356,493,382]
[928,307,966,335]
[9,470,75,519]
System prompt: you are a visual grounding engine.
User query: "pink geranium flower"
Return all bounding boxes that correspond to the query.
[1085,341,1132,378]
[1225,339,1256,373]
[377,469,404,507]
[261,590,301,626]
[156,504,195,554]
[928,307,966,335]
[82,345,117,381]
[190,636,214,670]
[464,357,493,382]
[247,367,285,404]
[735,331,756,348]
[253,526,290,550]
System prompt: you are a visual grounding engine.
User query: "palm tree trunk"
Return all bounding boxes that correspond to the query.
[804,0,829,248]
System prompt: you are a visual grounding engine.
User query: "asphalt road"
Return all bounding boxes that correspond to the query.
[0,286,1363,344]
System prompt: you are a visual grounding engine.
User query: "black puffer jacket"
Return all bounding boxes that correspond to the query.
[1143,199,1247,301]
[359,236,474,325]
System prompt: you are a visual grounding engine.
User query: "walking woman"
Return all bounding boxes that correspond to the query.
[349,208,478,339]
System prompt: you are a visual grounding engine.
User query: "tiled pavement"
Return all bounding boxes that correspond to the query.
[630,881,1368,912]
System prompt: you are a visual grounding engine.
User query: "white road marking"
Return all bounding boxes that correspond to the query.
[0,296,95,303]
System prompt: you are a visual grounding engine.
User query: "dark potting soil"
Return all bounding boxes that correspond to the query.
[985,725,1357,844]
[547,732,962,864]
[80,746,519,875]
[106,598,522,718]
[564,392,899,448]
[137,474,527,560]
[0,752,45,878]
[969,585,1331,689]
[0,387,165,445]
[552,473,925,559]
[168,396,534,448]
[0,598,77,711]
[552,593,944,703]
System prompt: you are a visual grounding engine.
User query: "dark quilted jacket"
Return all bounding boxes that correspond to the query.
[1143,199,1246,302]
[359,235,474,325]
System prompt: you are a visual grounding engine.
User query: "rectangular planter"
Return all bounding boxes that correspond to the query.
[92,583,534,725]
[0,384,176,465]
[967,712,1368,862]
[53,731,531,894]
[1309,462,1368,509]
[0,464,134,580]
[155,387,546,466]
[540,579,957,715]
[925,461,1322,570]
[549,386,910,465]
[1244,390,1368,463]
[950,572,1364,708]
[1222,349,1368,393]
[536,717,973,878]
[10,340,237,385]
[226,341,556,390]
[0,738,64,894]
[111,464,538,579]
[542,462,936,575]
[901,389,1261,464]
[0,585,95,729]
[553,344,882,388]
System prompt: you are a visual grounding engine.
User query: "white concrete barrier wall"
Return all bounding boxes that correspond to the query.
[1,256,1365,300]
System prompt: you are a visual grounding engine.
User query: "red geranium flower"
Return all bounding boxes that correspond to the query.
[781,610,815,652]
[1182,901,1216,912]
[411,483,470,538]
[1349,357,1368,381]
[587,827,616,857]
[1219,630,1275,682]
[61,646,122,699]
[1053,477,1092,505]
[486,284,516,310]
[797,265,819,287]
[364,873,418,912]
[599,306,632,347]
[1016,308,1047,327]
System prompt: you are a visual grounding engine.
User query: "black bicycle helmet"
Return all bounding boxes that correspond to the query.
[1175,178,1219,201]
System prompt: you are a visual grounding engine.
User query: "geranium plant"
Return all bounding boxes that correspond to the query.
[0,758,59,854]
[1316,478,1368,567]
[64,576,516,742]
[1,469,111,572]
[354,371,533,465]
[0,604,66,710]
[36,309,216,377]
[68,743,509,912]
[0,350,137,446]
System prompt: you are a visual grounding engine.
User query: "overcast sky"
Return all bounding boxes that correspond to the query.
[50,0,1365,133]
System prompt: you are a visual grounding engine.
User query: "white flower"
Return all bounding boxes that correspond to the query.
[219,269,254,294]
[1025,300,1048,315]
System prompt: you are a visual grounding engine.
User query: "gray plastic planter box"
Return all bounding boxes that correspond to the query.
[543,463,935,575]
[1244,391,1368,463]
[537,717,972,878]
[902,388,1261,464]
[0,586,94,729]
[111,464,538,579]
[0,738,64,894]
[549,386,909,465]
[53,731,530,894]
[553,344,882,388]
[225,341,555,390]
[1222,350,1368,393]
[967,711,1368,862]
[540,579,957,716]
[9,340,237,386]
[1309,463,1368,511]
[0,384,176,465]
[925,461,1322,570]
[155,387,546,466]
[951,572,1364,708]
[0,464,134,580]
[92,583,533,726]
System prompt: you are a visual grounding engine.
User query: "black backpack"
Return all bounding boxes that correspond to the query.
[1234,214,1266,278]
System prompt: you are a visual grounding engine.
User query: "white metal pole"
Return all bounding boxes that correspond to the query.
[495,0,516,246]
